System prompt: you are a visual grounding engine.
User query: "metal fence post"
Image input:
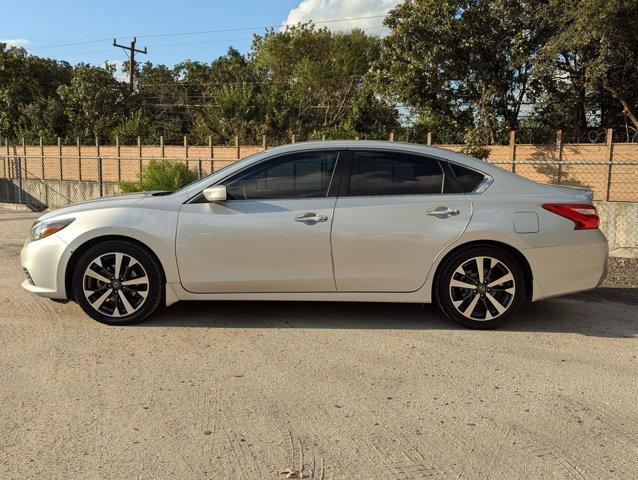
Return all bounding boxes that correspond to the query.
[98,156,103,197]
[116,134,121,182]
[556,129,563,184]
[14,145,22,204]
[509,130,516,173]
[138,136,143,181]
[58,137,63,180]
[160,135,164,158]
[606,128,614,201]
[21,137,26,179]
[235,135,240,159]
[95,135,101,188]
[184,135,189,169]
[3,138,7,179]
[77,137,82,181]
[209,135,214,173]
[39,136,44,179]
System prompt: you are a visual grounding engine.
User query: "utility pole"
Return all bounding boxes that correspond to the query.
[113,37,147,94]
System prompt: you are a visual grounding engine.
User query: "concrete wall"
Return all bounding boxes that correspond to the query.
[0,178,120,210]
[595,201,638,250]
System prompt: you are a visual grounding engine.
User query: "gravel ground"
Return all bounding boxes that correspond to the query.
[606,257,638,288]
[1,211,637,480]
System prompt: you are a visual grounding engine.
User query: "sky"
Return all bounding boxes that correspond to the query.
[2,0,399,76]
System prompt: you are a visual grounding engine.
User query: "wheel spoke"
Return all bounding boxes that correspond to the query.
[486,258,497,280]
[485,292,507,315]
[86,269,110,284]
[488,272,513,288]
[91,288,113,309]
[118,290,135,315]
[114,253,124,278]
[122,275,148,286]
[462,294,481,317]
[450,278,476,289]
[475,257,484,283]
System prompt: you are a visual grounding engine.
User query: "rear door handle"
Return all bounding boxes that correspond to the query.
[294,212,328,225]
[426,207,460,217]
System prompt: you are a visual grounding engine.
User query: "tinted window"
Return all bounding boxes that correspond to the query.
[450,164,485,193]
[348,151,444,196]
[223,151,337,200]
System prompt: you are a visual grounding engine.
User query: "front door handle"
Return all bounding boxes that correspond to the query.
[426,207,461,217]
[294,212,329,225]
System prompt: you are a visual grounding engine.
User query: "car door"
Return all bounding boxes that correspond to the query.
[176,150,342,293]
[331,150,472,292]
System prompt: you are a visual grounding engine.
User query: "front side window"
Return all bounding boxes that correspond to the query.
[223,151,338,200]
[348,151,445,196]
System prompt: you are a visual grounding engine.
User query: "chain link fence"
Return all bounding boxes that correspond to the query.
[1,147,637,250]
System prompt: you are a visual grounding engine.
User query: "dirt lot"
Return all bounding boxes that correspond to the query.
[1,211,637,480]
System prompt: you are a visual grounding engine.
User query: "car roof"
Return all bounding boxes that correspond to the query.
[264,140,505,176]
[184,140,524,197]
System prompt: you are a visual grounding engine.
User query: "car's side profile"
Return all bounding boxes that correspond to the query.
[21,140,608,329]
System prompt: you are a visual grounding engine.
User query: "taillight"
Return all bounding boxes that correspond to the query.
[542,203,599,230]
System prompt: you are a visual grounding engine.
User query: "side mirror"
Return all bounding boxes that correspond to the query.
[203,186,227,203]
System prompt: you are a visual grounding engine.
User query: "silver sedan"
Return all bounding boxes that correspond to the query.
[21,141,608,329]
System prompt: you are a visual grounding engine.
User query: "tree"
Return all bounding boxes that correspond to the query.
[135,62,187,143]
[57,63,125,139]
[189,48,263,143]
[252,24,394,141]
[373,0,547,143]
[0,43,72,140]
[539,0,638,135]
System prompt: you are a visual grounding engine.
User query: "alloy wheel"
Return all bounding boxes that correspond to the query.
[82,252,149,318]
[448,256,515,321]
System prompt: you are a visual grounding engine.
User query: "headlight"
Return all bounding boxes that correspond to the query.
[29,218,75,241]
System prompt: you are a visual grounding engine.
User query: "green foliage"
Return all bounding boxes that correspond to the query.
[2,5,638,147]
[461,128,491,160]
[372,0,545,142]
[57,63,125,138]
[120,159,198,193]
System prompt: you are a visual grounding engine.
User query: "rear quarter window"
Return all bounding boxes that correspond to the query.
[450,164,486,193]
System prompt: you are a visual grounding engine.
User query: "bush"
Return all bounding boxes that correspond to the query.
[120,159,198,193]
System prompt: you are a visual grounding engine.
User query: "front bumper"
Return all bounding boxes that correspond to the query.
[20,233,70,299]
[526,229,608,301]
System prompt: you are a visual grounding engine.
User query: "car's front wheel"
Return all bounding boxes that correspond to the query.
[435,246,526,329]
[72,240,163,325]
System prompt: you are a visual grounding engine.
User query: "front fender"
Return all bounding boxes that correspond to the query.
[54,207,180,298]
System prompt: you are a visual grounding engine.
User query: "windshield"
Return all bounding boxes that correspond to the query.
[172,151,264,196]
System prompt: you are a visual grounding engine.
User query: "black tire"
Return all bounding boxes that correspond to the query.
[435,246,526,329]
[72,240,164,325]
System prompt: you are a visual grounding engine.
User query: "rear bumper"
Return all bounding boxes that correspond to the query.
[525,229,608,301]
[20,234,70,299]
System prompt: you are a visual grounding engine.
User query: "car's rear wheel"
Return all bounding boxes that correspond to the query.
[435,246,526,329]
[72,240,163,325]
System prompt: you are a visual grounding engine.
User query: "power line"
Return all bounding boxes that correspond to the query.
[32,24,385,60]
[29,15,387,50]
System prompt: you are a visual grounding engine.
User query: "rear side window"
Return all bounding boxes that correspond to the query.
[348,151,444,196]
[450,164,486,193]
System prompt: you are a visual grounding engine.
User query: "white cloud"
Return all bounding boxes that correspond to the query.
[283,0,400,34]
[0,38,30,48]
